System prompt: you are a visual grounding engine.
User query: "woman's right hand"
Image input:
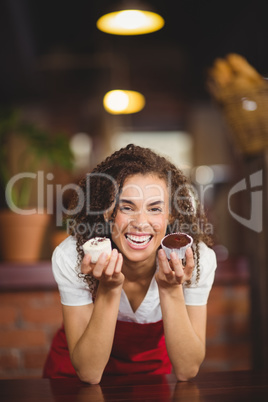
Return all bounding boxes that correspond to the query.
[81,248,124,290]
[64,248,124,383]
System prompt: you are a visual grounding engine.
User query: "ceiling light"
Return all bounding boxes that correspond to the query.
[103,90,145,114]
[96,3,164,35]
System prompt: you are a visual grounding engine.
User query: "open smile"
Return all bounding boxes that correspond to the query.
[125,233,153,248]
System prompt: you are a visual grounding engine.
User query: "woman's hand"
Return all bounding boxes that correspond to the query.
[66,248,124,384]
[155,247,206,381]
[81,248,124,290]
[156,247,195,289]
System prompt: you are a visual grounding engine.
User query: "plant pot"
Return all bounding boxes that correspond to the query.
[0,209,51,263]
[52,230,69,250]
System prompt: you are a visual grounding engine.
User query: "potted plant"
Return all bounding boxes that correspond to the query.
[0,108,74,262]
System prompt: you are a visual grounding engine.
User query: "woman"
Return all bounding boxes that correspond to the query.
[43,144,217,384]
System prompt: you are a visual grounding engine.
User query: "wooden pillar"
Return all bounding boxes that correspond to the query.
[244,150,268,369]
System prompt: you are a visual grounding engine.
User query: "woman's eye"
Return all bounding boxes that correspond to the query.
[119,206,133,213]
[148,207,162,213]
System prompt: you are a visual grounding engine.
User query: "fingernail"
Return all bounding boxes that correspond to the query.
[100,253,108,262]
[84,253,90,260]
[170,252,177,260]
[158,249,166,258]
[111,249,118,256]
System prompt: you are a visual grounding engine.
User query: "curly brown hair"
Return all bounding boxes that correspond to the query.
[67,144,213,292]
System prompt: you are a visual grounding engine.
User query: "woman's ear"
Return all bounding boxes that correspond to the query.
[168,214,175,225]
[103,201,116,222]
[166,215,175,235]
[103,210,109,222]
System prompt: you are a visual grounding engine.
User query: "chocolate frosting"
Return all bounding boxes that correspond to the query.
[162,233,190,249]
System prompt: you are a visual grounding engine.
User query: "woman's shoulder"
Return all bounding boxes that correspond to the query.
[198,241,216,261]
[52,235,78,268]
[183,241,217,304]
[56,235,77,252]
[195,241,217,274]
[51,236,93,305]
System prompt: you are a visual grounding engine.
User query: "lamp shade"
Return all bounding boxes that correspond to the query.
[96,6,164,35]
[103,90,145,114]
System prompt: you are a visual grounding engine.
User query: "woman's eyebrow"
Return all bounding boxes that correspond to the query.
[119,199,135,205]
[119,199,165,206]
[147,200,165,206]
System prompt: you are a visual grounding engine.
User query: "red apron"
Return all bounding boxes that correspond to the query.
[43,319,172,378]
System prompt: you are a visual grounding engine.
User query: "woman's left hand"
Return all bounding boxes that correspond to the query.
[155,247,195,288]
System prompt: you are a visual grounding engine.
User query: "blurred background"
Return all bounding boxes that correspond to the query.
[0,0,267,378]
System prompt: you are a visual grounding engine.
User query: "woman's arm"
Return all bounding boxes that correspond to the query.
[156,248,207,381]
[63,249,124,384]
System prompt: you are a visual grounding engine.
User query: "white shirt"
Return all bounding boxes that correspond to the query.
[52,236,217,324]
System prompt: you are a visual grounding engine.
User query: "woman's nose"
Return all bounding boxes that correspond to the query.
[130,210,150,229]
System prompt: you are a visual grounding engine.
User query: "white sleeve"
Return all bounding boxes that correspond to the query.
[51,236,93,306]
[183,242,217,306]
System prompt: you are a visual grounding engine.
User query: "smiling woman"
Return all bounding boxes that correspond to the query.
[109,174,170,266]
[43,144,217,384]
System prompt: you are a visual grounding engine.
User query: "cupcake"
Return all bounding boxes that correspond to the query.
[82,237,112,263]
[161,233,193,259]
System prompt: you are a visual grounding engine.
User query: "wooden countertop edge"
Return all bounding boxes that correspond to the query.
[0,261,57,290]
[0,257,249,291]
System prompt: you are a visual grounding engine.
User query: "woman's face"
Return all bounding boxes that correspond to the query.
[109,174,170,264]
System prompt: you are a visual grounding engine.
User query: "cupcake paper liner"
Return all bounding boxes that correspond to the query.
[161,233,193,260]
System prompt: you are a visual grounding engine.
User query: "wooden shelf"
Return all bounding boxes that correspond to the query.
[0,255,249,291]
[214,256,250,285]
[0,261,57,291]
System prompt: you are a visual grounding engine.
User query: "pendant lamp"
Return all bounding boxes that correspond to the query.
[96,1,165,35]
[103,90,145,114]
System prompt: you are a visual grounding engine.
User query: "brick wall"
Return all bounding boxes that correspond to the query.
[0,290,62,379]
[204,284,252,371]
[0,282,252,378]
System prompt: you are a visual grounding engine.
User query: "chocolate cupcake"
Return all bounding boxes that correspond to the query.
[161,233,193,259]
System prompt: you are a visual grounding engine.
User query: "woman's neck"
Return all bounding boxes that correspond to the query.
[122,255,157,313]
[122,254,157,283]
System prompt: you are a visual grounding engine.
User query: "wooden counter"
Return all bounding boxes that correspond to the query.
[0,370,267,402]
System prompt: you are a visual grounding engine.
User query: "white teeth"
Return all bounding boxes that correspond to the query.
[126,234,152,245]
